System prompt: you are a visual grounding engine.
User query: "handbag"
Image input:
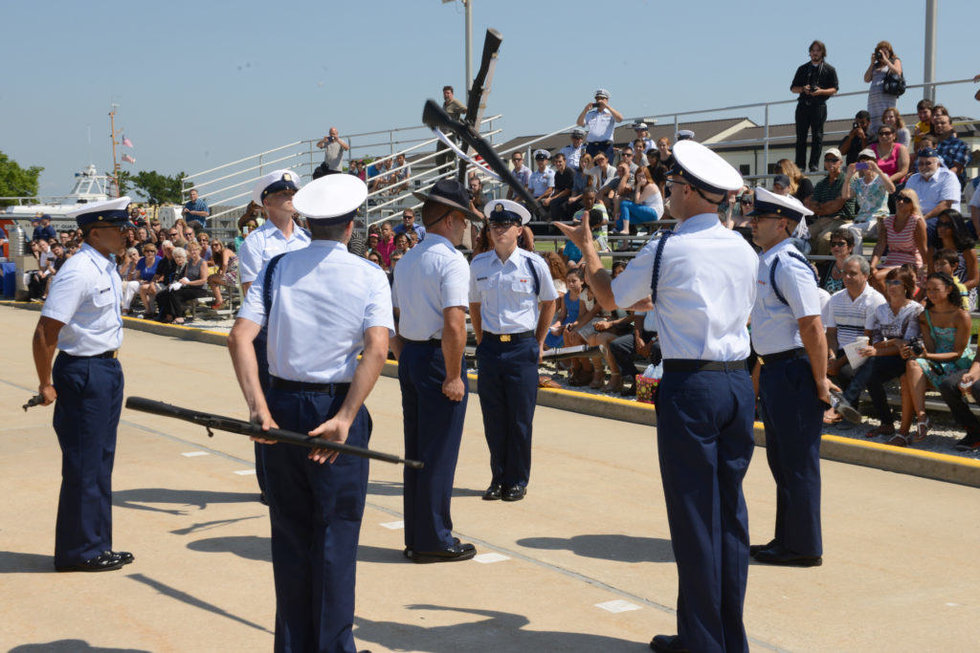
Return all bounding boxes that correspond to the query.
[882,70,906,97]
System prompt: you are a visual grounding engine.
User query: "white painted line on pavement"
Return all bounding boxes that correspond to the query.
[181,451,209,457]
[233,469,256,476]
[379,520,404,530]
[595,599,642,613]
[474,553,510,564]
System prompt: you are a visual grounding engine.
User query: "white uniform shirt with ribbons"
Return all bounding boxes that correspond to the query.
[469,249,558,334]
[41,242,123,356]
[392,233,469,341]
[750,239,823,356]
[237,241,394,383]
[559,144,584,169]
[528,168,556,197]
[611,213,758,361]
[237,219,311,285]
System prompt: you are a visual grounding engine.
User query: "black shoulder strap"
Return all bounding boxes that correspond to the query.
[262,253,288,321]
[771,250,818,306]
[525,255,540,296]
[649,231,674,305]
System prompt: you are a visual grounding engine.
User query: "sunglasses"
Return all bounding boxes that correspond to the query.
[896,196,912,204]
[830,241,848,247]
[885,279,904,286]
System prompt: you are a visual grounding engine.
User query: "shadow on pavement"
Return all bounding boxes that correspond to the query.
[353,604,646,652]
[126,573,273,634]
[367,479,483,498]
[187,535,270,562]
[516,534,674,563]
[113,489,261,515]
[0,551,55,574]
[9,640,150,652]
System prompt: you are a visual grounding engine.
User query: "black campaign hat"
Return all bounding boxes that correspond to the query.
[412,179,484,222]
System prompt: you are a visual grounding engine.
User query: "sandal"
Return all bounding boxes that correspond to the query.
[865,424,895,439]
[538,376,562,389]
[912,417,930,443]
[603,373,624,393]
[886,433,910,447]
[210,301,226,310]
[589,370,606,389]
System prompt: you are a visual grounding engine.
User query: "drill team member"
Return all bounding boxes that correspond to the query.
[469,199,557,502]
[32,197,136,572]
[229,174,392,652]
[749,187,830,568]
[557,140,757,653]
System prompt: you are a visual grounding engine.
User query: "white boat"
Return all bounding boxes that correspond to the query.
[2,164,114,231]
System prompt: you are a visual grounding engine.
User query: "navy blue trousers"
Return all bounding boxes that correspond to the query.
[476,336,538,488]
[758,357,824,557]
[51,353,124,567]
[264,387,371,653]
[398,341,467,552]
[656,368,754,653]
[253,329,271,496]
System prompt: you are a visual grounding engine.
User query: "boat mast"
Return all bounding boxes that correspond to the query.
[109,104,120,198]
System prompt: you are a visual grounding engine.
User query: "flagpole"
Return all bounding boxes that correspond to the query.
[109,104,120,198]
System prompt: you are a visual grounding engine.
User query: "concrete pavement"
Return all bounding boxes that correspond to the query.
[2,306,978,652]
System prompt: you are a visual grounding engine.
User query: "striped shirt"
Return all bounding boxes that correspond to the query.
[825,284,886,348]
[881,214,923,268]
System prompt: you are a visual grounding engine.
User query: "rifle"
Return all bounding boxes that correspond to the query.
[457,28,503,185]
[23,394,44,411]
[125,397,423,469]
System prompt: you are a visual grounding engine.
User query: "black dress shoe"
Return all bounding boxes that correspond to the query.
[749,538,777,556]
[752,544,822,567]
[110,550,134,565]
[412,541,477,563]
[55,551,125,572]
[620,384,637,397]
[402,547,414,560]
[482,483,502,501]
[501,485,526,502]
[650,634,689,652]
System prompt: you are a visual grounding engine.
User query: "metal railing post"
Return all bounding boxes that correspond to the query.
[763,104,770,176]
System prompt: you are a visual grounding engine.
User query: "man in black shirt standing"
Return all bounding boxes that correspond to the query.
[792,40,839,172]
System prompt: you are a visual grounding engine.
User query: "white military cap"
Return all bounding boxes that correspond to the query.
[632,121,649,130]
[484,198,531,226]
[533,149,551,160]
[749,187,813,223]
[252,169,302,205]
[675,129,696,141]
[66,196,134,228]
[593,88,610,99]
[291,174,367,224]
[669,140,743,195]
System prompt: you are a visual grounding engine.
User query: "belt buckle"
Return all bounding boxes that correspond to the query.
[500,334,511,342]
[111,350,118,359]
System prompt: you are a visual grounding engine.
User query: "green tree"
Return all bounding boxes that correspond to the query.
[126,170,187,204]
[0,151,44,206]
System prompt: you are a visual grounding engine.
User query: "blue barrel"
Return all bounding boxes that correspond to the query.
[1,262,16,298]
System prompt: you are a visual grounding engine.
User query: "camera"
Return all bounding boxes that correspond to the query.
[908,338,925,357]
[856,162,868,171]
[853,122,859,130]
[874,51,883,63]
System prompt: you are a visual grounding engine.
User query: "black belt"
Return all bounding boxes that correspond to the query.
[270,376,350,394]
[760,347,807,365]
[662,359,748,373]
[404,338,442,346]
[483,331,535,343]
[61,350,118,360]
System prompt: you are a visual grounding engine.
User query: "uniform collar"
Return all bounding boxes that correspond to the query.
[80,241,116,271]
[674,212,721,234]
[261,219,308,242]
[762,237,796,264]
[423,232,455,249]
[492,246,522,268]
[308,240,346,252]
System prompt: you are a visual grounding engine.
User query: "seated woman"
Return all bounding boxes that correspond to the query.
[587,262,635,392]
[156,244,208,324]
[840,152,894,240]
[833,267,922,438]
[206,239,238,310]
[544,268,601,387]
[869,188,927,290]
[819,227,855,294]
[617,167,664,234]
[117,247,142,315]
[136,243,162,316]
[931,209,978,310]
[895,272,974,446]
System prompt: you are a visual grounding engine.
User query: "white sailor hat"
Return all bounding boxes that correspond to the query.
[668,140,743,195]
[749,187,813,223]
[291,174,367,225]
[570,128,585,137]
[67,196,134,228]
[533,149,551,160]
[484,199,531,226]
[252,169,302,205]
[594,88,610,99]
[675,129,696,141]
[632,121,649,131]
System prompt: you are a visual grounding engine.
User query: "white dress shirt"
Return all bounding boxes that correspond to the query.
[585,108,616,142]
[469,249,558,334]
[392,233,470,341]
[237,219,311,284]
[750,239,823,356]
[41,243,123,356]
[238,241,394,383]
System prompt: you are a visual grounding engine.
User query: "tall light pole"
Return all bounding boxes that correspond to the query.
[923,0,937,101]
[442,0,473,96]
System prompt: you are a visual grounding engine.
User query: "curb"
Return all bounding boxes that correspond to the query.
[6,300,979,488]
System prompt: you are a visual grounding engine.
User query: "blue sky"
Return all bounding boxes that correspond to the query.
[3,0,978,195]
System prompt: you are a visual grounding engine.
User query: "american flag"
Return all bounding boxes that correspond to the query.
[122,154,135,164]
[122,136,134,148]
